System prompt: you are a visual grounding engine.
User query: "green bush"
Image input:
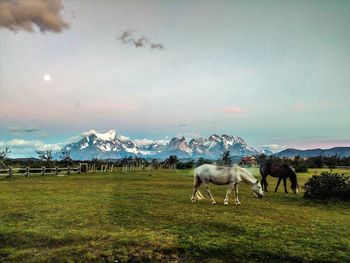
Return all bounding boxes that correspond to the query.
[294,163,308,172]
[303,171,350,201]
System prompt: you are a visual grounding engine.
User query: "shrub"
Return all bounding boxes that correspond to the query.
[303,171,350,201]
[294,163,308,173]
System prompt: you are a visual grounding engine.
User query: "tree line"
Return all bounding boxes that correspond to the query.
[2,146,349,172]
[254,154,350,172]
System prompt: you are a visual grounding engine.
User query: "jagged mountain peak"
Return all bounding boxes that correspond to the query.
[57,130,259,160]
[83,129,117,141]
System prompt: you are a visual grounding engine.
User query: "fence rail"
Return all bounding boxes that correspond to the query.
[0,165,82,177]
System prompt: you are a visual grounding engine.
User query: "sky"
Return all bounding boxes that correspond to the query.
[1,0,350,157]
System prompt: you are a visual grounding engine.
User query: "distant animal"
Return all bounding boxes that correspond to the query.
[259,162,299,194]
[191,164,263,205]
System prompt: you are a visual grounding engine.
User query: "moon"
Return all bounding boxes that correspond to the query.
[43,74,51,82]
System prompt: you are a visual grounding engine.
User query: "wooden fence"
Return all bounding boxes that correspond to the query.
[0,163,157,177]
[0,165,82,177]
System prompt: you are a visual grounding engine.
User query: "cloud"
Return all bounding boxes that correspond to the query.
[260,144,286,152]
[222,107,245,113]
[0,0,69,33]
[178,123,188,127]
[9,127,48,136]
[133,138,155,147]
[3,139,63,151]
[119,135,130,141]
[117,30,165,50]
[176,132,201,139]
[150,43,164,50]
[133,36,148,48]
[117,30,133,43]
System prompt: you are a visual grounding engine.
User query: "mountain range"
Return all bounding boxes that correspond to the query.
[275,147,350,158]
[57,130,262,160]
[56,130,350,160]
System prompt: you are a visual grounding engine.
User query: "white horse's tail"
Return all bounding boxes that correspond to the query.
[194,172,205,200]
[196,190,205,200]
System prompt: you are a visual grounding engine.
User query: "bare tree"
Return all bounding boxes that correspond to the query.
[60,149,72,165]
[36,150,53,167]
[0,147,10,168]
[0,147,10,160]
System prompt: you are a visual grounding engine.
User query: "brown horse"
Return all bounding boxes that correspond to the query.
[259,162,299,194]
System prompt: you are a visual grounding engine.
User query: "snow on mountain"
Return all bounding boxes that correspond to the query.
[188,134,259,158]
[139,140,167,153]
[157,136,192,158]
[57,130,260,160]
[58,130,140,160]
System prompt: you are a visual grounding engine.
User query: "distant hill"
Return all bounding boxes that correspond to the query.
[8,157,41,162]
[275,147,350,158]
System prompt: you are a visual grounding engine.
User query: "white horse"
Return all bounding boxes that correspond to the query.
[191,164,264,205]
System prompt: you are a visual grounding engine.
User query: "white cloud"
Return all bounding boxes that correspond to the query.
[133,138,155,147]
[119,135,130,141]
[260,144,286,152]
[4,139,63,151]
[81,130,97,137]
[68,135,82,143]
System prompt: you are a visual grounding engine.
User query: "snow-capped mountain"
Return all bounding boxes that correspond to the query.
[58,130,143,160]
[57,130,260,160]
[189,134,259,158]
[157,136,193,158]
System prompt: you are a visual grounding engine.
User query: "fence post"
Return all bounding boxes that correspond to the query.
[67,166,71,175]
[8,167,13,177]
[41,166,45,176]
[25,166,30,177]
[55,166,58,176]
[78,164,81,174]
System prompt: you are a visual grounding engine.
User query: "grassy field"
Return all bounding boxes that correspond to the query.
[0,168,350,262]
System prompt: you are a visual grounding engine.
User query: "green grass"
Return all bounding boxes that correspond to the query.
[1,168,350,262]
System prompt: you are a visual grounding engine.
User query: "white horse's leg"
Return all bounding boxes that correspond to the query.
[191,187,197,203]
[234,183,241,205]
[224,183,234,205]
[205,184,216,205]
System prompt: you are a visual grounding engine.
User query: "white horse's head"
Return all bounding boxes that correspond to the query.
[252,180,264,198]
[240,167,264,198]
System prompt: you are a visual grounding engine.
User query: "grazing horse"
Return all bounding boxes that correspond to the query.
[191,164,263,205]
[259,162,299,194]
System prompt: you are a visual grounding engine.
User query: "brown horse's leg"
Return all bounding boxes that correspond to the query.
[261,176,268,192]
[275,178,282,192]
[283,178,288,193]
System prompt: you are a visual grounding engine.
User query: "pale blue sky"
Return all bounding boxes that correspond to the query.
[1,0,350,157]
